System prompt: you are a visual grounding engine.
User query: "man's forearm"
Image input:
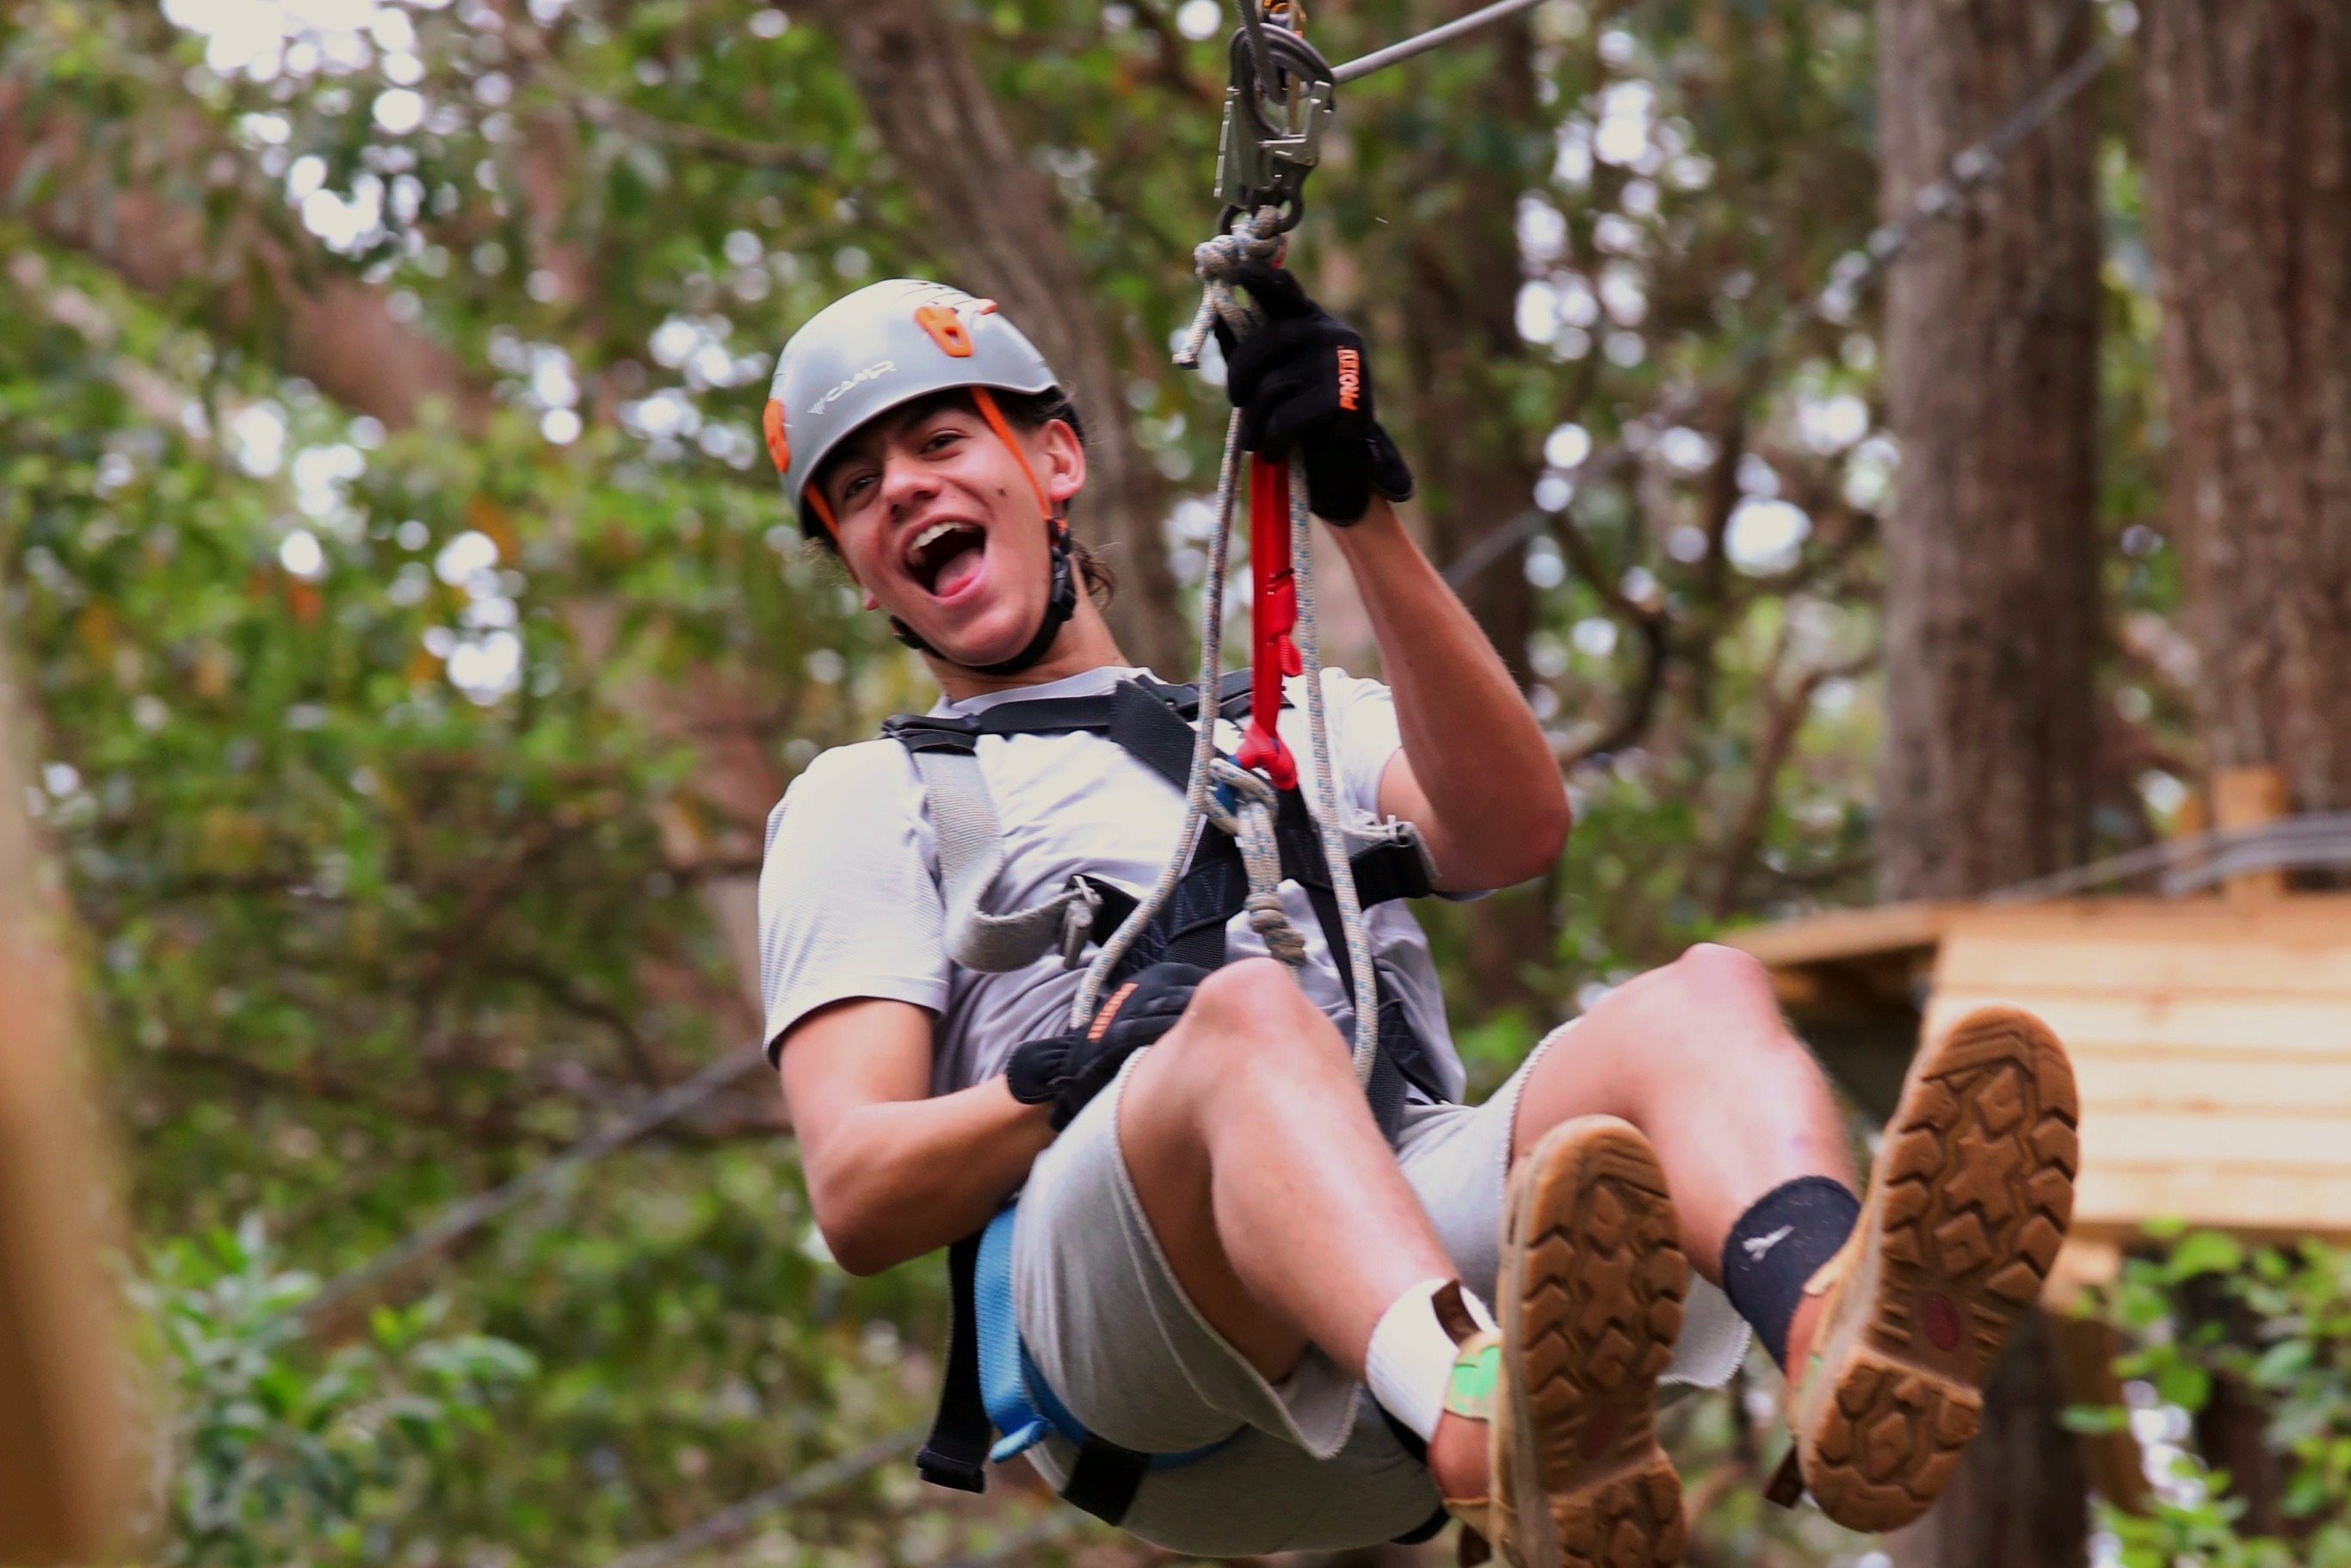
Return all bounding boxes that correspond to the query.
[802,1077,1054,1275]
[1330,499,1570,886]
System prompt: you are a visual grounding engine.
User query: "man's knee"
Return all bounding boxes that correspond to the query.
[1666,941,1778,1013]
[1163,958,1341,1078]
[1187,957,1317,1032]
[1588,942,1792,1057]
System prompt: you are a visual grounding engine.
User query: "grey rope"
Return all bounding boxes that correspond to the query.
[1078,207,1382,1088]
[1206,756,1310,966]
[1287,461,1383,1084]
[1068,405,1240,1028]
[1071,213,1280,1028]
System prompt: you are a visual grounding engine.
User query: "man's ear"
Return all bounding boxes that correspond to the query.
[1040,418,1087,509]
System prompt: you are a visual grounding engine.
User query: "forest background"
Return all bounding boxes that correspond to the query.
[9,0,2351,1563]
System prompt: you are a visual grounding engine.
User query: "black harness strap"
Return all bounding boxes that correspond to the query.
[916,1233,990,1493]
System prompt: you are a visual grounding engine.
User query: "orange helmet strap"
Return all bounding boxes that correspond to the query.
[968,387,1062,531]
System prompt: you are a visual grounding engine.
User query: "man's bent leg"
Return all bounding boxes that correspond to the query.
[1118,957,1457,1386]
[1510,942,1857,1316]
[1510,943,1869,1381]
[1507,941,2081,1533]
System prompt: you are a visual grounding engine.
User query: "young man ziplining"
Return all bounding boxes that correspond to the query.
[755,273,2079,1565]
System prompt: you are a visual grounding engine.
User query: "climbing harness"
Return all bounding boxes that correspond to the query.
[890,672,1456,1524]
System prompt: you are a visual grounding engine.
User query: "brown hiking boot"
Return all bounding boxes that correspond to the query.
[1445,1116,1691,1567]
[1768,1006,2080,1532]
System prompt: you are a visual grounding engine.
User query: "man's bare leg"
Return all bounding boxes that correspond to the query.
[1119,956,1454,1386]
[1504,942,1856,1370]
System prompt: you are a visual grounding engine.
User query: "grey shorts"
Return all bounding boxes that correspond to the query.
[1008,1027,1750,1557]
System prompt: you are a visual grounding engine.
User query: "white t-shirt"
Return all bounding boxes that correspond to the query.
[757,664,1466,1101]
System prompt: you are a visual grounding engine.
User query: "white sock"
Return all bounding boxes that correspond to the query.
[1365,1277,1497,1442]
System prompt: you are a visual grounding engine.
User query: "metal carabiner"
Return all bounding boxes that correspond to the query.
[1211,1,1336,236]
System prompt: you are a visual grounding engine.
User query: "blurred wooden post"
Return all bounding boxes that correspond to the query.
[0,662,126,1560]
[2212,765,2292,904]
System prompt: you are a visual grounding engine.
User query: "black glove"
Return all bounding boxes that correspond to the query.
[1006,962,1207,1130]
[1214,259,1415,525]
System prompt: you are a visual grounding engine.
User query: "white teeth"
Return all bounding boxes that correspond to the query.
[911,522,959,553]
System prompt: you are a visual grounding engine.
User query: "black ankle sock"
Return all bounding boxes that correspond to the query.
[1720,1176,1860,1368]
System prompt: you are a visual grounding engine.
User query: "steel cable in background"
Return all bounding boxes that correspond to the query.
[294,1043,768,1326]
[596,1425,925,1568]
[1985,813,2351,904]
[1444,0,2127,592]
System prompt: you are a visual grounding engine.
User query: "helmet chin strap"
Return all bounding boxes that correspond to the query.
[883,386,1078,677]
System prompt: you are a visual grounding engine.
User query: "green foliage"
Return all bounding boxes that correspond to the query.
[134,1215,536,1566]
[2083,1232,2351,1567]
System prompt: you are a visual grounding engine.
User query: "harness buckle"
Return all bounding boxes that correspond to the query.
[1058,877,1104,969]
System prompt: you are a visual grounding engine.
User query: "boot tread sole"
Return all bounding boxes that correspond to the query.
[1798,1007,2079,1534]
[1501,1117,1691,1567]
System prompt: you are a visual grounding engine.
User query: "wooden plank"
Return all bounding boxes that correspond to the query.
[1719,901,1965,969]
[2076,1111,2351,1171]
[2064,1053,2351,1115]
[2074,1165,2351,1238]
[1937,929,2351,999]
[1924,991,2351,1056]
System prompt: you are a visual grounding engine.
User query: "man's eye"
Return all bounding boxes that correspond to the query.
[842,473,874,500]
[925,430,962,453]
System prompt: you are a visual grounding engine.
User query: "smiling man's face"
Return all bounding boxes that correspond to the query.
[818,394,1085,669]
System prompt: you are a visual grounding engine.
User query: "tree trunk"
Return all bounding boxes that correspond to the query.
[1873,0,2101,1563]
[807,0,1188,672]
[1882,1313,2092,1568]
[2142,0,2351,817]
[1387,10,1555,1010]
[1873,0,2102,904]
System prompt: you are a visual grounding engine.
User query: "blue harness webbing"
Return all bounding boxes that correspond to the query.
[973,1203,1234,1469]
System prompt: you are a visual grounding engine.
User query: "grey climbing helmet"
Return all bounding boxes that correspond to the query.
[761,279,1082,676]
[763,278,1061,538]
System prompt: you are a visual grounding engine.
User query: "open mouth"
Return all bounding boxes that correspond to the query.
[904,521,988,599]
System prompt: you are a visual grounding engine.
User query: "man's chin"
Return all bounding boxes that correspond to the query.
[893,603,1037,670]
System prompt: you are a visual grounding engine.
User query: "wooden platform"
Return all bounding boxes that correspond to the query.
[1726,894,2351,1253]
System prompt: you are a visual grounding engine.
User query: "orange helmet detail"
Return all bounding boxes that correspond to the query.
[914,303,975,358]
[762,398,791,472]
[803,483,840,539]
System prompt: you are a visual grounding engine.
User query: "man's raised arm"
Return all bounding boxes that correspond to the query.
[1337,498,1570,891]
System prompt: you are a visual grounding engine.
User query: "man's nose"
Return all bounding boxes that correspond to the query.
[879,450,939,518]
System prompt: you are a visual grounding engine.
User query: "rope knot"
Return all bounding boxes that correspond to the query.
[1176,210,1284,369]
[1249,890,1307,966]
